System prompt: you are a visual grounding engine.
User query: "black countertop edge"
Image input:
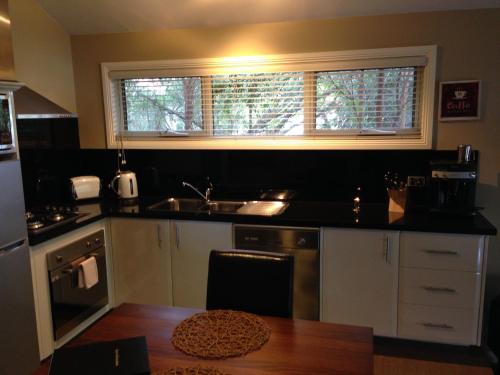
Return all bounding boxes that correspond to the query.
[28,197,497,246]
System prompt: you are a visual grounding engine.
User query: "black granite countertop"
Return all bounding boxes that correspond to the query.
[27,195,497,246]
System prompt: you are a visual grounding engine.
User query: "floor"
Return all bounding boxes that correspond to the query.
[374,337,496,375]
[374,355,493,375]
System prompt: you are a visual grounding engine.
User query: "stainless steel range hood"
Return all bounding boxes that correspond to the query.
[0,0,76,119]
[14,86,77,119]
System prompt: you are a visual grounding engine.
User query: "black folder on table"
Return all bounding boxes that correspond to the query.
[49,336,150,375]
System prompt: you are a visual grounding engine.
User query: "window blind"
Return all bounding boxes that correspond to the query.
[211,72,304,136]
[315,66,424,133]
[109,55,427,138]
[119,77,203,135]
[114,67,423,137]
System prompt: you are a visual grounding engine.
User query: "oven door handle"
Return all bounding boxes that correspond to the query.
[57,251,104,286]
[67,251,105,270]
[63,255,100,271]
[62,267,77,275]
[56,266,80,288]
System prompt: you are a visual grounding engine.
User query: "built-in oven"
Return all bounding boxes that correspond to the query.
[46,230,108,340]
[0,92,16,155]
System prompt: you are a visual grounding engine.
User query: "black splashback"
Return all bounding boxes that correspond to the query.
[16,118,80,150]
[19,148,460,208]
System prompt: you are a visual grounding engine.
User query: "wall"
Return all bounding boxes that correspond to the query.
[9,0,76,112]
[71,9,500,308]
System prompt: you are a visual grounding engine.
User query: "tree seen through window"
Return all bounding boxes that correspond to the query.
[120,67,419,136]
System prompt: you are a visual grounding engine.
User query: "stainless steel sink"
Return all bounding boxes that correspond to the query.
[148,198,245,213]
[203,200,247,213]
[148,197,288,216]
[148,198,206,212]
[236,201,289,216]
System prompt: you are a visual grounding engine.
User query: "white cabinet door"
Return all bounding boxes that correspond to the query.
[111,218,172,307]
[321,228,399,336]
[170,220,232,309]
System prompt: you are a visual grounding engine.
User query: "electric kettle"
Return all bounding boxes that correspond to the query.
[110,170,138,199]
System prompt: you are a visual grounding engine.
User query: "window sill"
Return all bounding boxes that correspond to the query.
[107,134,432,150]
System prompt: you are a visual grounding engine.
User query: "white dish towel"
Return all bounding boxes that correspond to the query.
[78,256,99,289]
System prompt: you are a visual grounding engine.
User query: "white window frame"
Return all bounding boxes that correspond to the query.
[101,45,437,150]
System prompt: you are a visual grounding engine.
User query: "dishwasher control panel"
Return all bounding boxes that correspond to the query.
[233,225,319,251]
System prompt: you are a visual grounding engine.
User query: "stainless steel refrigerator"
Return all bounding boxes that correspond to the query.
[0,159,40,375]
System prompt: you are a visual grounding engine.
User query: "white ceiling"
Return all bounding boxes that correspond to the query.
[39,0,500,35]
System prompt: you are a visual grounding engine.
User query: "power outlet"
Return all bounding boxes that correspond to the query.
[407,176,426,187]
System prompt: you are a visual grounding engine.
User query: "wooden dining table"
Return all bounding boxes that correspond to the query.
[33,303,373,374]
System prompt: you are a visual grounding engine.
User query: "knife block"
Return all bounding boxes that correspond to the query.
[388,188,407,213]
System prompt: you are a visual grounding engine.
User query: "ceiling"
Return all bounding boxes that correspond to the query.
[39,0,500,35]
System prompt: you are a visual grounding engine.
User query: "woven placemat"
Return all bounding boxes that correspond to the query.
[171,310,271,359]
[153,367,230,375]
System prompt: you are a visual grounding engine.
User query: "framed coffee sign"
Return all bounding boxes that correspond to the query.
[439,80,481,121]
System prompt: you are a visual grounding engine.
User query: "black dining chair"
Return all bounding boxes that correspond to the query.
[206,249,294,318]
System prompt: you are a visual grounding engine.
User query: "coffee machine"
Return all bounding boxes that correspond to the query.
[430,145,477,215]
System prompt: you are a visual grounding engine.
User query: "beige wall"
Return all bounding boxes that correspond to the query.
[71,10,500,299]
[9,0,76,112]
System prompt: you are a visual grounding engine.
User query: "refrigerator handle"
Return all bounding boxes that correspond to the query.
[0,239,27,255]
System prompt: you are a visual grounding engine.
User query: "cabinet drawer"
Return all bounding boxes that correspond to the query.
[399,268,481,309]
[400,232,483,272]
[398,304,477,345]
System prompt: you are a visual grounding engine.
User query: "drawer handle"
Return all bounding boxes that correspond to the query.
[422,322,454,330]
[422,286,457,293]
[423,249,459,256]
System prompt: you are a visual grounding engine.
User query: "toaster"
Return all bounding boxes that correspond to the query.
[70,176,101,200]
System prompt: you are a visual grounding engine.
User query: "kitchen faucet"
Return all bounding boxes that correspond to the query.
[182,178,213,202]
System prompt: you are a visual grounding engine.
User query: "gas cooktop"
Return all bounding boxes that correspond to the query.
[25,206,88,235]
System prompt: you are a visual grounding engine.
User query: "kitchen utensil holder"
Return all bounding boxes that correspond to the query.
[388,188,407,213]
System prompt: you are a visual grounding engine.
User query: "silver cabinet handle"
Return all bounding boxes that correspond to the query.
[157,224,162,249]
[423,249,459,256]
[172,223,177,249]
[422,286,457,293]
[173,223,180,249]
[383,235,391,264]
[422,322,454,330]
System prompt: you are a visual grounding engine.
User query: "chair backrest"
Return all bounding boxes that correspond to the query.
[206,249,294,318]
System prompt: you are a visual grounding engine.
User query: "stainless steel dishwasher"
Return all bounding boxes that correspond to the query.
[233,224,319,320]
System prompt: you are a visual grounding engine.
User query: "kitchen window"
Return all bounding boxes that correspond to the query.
[211,72,304,136]
[102,46,436,149]
[314,67,422,134]
[120,77,204,135]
